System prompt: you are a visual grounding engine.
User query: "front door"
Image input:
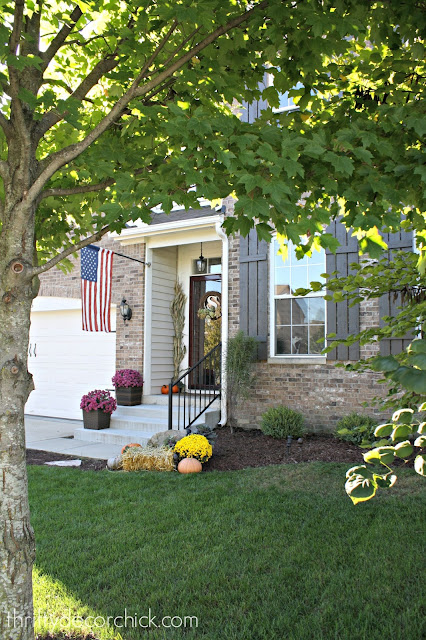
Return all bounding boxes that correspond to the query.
[189,275,221,389]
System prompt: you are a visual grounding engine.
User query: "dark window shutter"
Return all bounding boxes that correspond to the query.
[325,219,360,360]
[240,74,269,123]
[379,229,414,356]
[239,230,268,360]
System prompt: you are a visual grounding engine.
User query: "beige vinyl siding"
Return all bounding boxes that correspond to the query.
[150,246,177,392]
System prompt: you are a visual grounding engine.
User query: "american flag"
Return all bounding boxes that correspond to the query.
[80,245,114,332]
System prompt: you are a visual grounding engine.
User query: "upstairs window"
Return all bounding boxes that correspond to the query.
[271,239,326,356]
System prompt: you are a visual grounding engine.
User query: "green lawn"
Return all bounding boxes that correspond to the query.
[28,463,425,640]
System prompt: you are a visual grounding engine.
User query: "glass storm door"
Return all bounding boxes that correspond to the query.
[189,275,222,389]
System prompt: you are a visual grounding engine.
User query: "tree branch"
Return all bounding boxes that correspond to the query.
[9,0,25,55]
[21,0,269,212]
[0,112,13,141]
[137,19,179,80]
[39,178,115,201]
[41,6,83,71]
[160,26,202,71]
[142,77,176,103]
[31,225,111,277]
[132,1,269,98]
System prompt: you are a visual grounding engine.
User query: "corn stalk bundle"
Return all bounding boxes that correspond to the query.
[170,280,187,380]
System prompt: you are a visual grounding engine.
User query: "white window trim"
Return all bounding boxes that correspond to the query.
[266,71,301,114]
[269,239,327,359]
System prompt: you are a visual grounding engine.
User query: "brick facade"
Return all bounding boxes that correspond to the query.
[37,214,389,433]
[223,198,389,432]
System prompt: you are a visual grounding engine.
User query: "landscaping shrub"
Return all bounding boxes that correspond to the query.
[335,412,378,447]
[261,406,305,439]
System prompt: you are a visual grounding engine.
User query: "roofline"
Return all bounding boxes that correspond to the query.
[111,214,224,243]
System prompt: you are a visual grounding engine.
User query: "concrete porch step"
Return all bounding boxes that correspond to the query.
[74,427,154,447]
[74,397,221,450]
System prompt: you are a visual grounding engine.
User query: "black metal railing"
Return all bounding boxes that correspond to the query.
[168,342,221,431]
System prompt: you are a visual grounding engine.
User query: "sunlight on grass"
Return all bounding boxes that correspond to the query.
[29,464,425,640]
[33,567,120,639]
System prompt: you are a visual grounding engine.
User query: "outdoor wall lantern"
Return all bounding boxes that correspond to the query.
[196,243,207,273]
[120,297,132,323]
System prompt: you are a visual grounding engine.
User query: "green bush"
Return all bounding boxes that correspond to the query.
[335,412,379,447]
[261,406,305,439]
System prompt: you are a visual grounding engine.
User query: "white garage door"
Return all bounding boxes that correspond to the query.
[25,297,116,420]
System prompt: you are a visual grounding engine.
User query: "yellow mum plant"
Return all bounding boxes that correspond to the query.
[174,434,212,464]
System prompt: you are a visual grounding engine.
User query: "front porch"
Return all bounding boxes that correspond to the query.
[25,393,221,461]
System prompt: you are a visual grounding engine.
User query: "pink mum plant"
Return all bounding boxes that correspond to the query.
[80,389,117,414]
[112,369,144,388]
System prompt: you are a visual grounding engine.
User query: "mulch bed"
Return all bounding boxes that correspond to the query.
[203,427,363,471]
[27,427,366,472]
[26,449,106,471]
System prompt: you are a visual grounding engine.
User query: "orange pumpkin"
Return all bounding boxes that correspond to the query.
[121,443,142,455]
[177,458,202,474]
[161,385,169,394]
[172,385,179,393]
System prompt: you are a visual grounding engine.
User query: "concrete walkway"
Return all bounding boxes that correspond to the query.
[25,415,121,460]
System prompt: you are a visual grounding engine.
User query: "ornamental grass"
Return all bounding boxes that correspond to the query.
[121,446,174,472]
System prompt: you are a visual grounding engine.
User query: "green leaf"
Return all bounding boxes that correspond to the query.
[374,423,393,437]
[414,454,426,476]
[392,408,414,424]
[364,446,395,466]
[392,367,426,394]
[391,425,413,441]
[345,470,377,504]
[418,422,426,434]
[394,441,414,458]
[374,473,397,489]
[409,340,426,354]
[414,435,426,448]
[408,353,426,370]
[323,151,354,176]
[371,356,399,372]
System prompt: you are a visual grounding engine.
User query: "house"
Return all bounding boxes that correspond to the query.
[26,87,414,434]
[27,194,413,432]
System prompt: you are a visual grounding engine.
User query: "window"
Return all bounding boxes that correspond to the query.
[267,71,304,113]
[271,239,326,356]
[274,81,304,113]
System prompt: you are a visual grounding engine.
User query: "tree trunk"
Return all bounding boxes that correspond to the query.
[0,216,38,639]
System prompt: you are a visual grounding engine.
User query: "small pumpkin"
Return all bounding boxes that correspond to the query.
[121,443,142,455]
[177,457,202,474]
[161,385,169,394]
[172,385,179,393]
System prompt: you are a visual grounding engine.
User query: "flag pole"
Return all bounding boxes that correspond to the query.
[87,245,151,267]
[113,251,151,267]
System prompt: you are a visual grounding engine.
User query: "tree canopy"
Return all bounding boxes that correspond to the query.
[0,0,424,273]
[0,1,425,637]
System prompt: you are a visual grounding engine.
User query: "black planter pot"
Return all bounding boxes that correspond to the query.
[83,409,111,430]
[115,386,143,406]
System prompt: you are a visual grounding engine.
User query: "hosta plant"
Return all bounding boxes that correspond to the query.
[345,403,426,505]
